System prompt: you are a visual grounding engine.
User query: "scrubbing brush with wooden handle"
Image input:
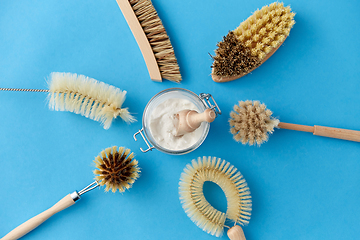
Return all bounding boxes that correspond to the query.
[0,72,134,129]
[116,0,181,82]
[211,2,295,82]
[230,100,360,146]
[1,146,140,240]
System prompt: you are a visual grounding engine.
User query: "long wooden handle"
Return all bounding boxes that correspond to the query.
[278,122,360,142]
[115,0,162,81]
[227,225,246,240]
[2,194,75,240]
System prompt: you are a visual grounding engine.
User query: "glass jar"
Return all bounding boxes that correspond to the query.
[134,88,221,155]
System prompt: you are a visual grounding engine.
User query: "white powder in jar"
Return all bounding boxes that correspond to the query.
[149,98,204,151]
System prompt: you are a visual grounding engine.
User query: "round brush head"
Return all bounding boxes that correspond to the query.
[93,146,140,193]
[230,100,279,146]
[179,156,252,237]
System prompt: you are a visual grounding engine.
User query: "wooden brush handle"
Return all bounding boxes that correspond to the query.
[227,225,246,240]
[115,0,162,81]
[278,122,360,142]
[2,194,75,240]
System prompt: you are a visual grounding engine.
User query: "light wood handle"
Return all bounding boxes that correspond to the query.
[227,225,246,240]
[115,0,162,81]
[314,125,360,142]
[277,122,314,132]
[175,109,215,136]
[278,122,360,142]
[2,194,75,240]
[187,109,216,128]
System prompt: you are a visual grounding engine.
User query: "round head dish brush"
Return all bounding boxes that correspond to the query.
[211,2,295,83]
[230,100,360,146]
[0,72,135,129]
[179,156,252,239]
[1,146,140,240]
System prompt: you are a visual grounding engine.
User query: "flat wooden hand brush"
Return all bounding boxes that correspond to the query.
[1,146,140,240]
[211,2,295,82]
[179,156,252,239]
[230,100,360,146]
[116,0,181,82]
[0,72,134,129]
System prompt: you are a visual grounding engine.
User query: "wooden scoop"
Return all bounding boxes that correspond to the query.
[175,109,216,136]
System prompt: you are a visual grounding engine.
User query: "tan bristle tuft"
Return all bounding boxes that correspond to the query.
[48,72,135,129]
[212,2,295,80]
[233,2,295,60]
[128,0,181,82]
[229,100,280,146]
[179,156,252,237]
[93,146,140,193]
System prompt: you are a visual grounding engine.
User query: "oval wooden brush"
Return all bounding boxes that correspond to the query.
[230,100,360,146]
[0,72,135,129]
[179,156,252,239]
[116,0,181,82]
[211,2,295,83]
[1,146,140,240]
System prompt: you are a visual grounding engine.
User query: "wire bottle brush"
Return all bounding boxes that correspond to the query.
[116,0,181,82]
[230,100,360,146]
[211,2,295,82]
[1,146,140,240]
[179,156,252,239]
[0,72,135,129]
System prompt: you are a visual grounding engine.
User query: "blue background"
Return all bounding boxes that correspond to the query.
[1,0,359,239]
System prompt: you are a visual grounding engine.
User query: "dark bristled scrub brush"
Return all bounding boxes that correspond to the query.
[1,146,140,240]
[211,2,295,82]
[229,100,360,146]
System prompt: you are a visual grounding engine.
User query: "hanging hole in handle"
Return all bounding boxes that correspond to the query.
[133,129,154,153]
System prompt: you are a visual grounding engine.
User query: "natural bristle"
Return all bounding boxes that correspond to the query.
[234,2,295,60]
[211,32,261,77]
[94,146,140,193]
[129,0,181,82]
[48,72,135,129]
[229,100,279,146]
[212,2,295,79]
[179,156,252,237]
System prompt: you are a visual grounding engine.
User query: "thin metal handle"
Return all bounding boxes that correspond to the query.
[0,87,49,92]
[199,93,221,116]
[133,128,154,153]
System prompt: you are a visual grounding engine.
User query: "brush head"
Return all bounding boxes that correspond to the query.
[48,72,135,129]
[212,2,295,82]
[179,156,252,237]
[230,100,279,146]
[211,32,261,79]
[129,0,181,82]
[93,146,140,193]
